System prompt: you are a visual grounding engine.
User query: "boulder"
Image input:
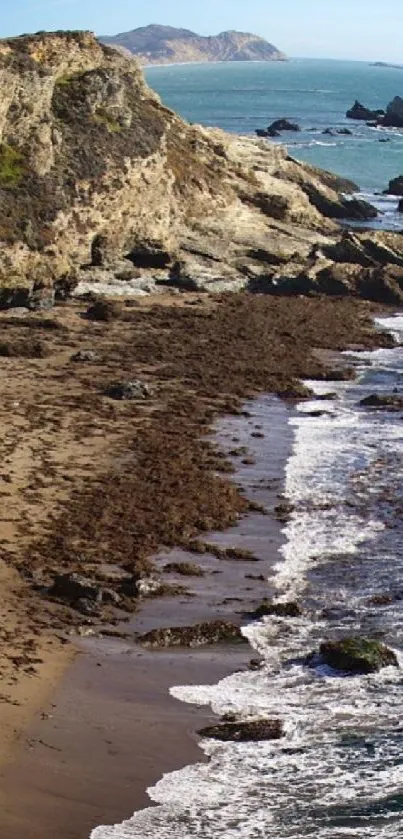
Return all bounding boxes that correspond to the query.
[383,95,403,127]
[317,637,398,674]
[346,100,384,121]
[198,718,283,742]
[70,349,100,362]
[247,600,302,619]
[50,573,101,604]
[399,198,403,213]
[384,175,403,196]
[103,380,153,400]
[322,128,335,136]
[267,118,300,133]
[337,128,353,135]
[360,393,403,410]
[255,128,269,138]
[138,620,247,648]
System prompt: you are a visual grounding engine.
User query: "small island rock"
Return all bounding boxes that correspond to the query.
[346,100,385,121]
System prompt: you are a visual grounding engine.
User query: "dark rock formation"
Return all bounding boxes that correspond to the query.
[346,100,385,121]
[360,393,403,410]
[317,637,398,674]
[247,600,302,619]
[398,198,403,212]
[138,620,247,647]
[383,95,403,127]
[198,718,283,741]
[86,299,123,321]
[384,175,403,196]
[101,25,287,66]
[268,119,300,133]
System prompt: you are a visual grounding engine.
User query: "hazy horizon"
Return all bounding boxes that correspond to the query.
[1,1,402,64]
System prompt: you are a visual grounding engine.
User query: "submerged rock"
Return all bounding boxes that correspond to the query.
[138,620,247,648]
[317,637,398,674]
[198,718,283,742]
[360,393,403,410]
[247,600,302,619]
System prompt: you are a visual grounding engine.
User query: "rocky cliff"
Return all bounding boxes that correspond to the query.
[101,24,286,65]
[0,30,403,308]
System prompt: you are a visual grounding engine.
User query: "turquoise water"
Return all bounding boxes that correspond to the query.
[145,59,403,193]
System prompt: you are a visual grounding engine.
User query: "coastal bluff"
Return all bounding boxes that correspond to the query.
[0,30,403,306]
[101,24,286,65]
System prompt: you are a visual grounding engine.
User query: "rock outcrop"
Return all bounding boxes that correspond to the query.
[384,175,403,195]
[0,31,402,306]
[383,95,403,127]
[101,24,286,65]
[346,100,385,121]
[316,637,398,674]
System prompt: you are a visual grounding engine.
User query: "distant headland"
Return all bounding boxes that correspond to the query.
[101,24,287,66]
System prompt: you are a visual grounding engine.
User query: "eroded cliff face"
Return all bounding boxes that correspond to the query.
[0,30,403,306]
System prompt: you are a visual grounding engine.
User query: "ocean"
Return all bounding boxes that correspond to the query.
[145,58,403,229]
[91,62,403,839]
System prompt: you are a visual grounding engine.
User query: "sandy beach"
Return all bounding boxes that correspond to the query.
[0,292,392,838]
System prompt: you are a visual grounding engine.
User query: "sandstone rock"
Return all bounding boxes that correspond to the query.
[316,637,398,674]
[0,31,400,306]
[198,718,283,741]
[138,620,247,648]
[346,100,384,121]
[103,380,152,400]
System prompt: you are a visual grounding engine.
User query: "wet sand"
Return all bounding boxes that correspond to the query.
[0,395,291,839]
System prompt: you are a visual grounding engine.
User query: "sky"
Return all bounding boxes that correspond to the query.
[1,0,402,63]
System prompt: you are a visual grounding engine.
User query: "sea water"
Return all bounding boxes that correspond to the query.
[91,317,403,838]
[145,59,403,229]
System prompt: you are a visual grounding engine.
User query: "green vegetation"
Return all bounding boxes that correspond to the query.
[0,144,24,188]
[93,109,122,133]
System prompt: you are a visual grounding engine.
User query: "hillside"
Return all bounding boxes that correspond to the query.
[101,24,287,65]
[0,30,401,307]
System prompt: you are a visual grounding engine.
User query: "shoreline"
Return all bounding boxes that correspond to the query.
[0,294,393,837]
[0,396,292,839]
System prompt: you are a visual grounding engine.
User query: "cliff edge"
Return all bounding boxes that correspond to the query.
[0,31,402,307]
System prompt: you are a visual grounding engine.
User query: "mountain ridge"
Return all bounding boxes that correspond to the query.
[101,24,287,65]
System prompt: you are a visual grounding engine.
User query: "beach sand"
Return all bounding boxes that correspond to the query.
[0,293,390,838]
